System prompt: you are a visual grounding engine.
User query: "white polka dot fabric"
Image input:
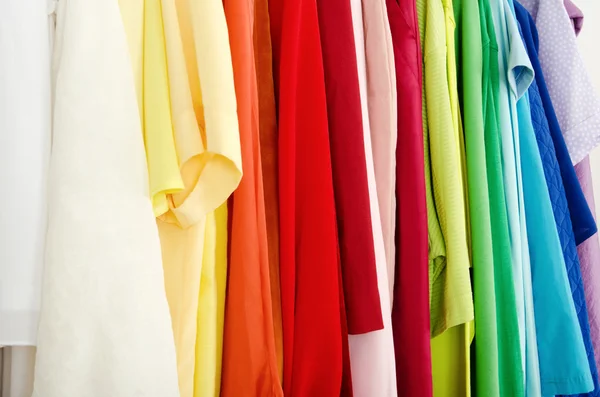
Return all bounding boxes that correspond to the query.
[519,0,600,164]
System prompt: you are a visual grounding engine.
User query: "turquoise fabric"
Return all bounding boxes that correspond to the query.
[517,90,594,396]
[489,0,540,395]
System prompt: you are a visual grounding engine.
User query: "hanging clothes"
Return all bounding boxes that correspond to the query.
[269,0,345,394]
[453,0,501,393]
[515,3,600,396]
[0,0,51,349]
[347,0,398,395]
[385,0,433,395]
[520,0,600,379]
[33,0,180,395]
[315,0,383,337]
[479,0,525,393]
[518,0,600,166]
[361,0,398,297]
[220,0,282,395]
[487,0,542,395]
[253,0,284,379]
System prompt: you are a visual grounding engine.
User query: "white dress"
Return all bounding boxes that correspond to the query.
[32,0,180,395]
[0,0,51,348]
[0,1,52,395]
[347,0,398,396]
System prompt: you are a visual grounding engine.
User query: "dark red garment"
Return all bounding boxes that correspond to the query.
[386,0,433,395]
[269,0,345,395]
[315,0,383,335]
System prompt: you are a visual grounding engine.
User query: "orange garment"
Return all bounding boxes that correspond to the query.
[253,0,283,380]
[221,1,283,396]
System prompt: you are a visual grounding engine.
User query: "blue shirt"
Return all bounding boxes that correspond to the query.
[515,3,599,396]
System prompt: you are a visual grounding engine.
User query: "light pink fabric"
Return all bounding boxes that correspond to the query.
[347,2,398,397]
[361,0,398,303]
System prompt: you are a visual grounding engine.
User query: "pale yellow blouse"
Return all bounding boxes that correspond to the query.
[119,1,242,396]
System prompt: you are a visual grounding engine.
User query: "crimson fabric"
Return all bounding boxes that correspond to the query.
[315,0,383,335]
[386,0,434,395]
[269,0,345,395]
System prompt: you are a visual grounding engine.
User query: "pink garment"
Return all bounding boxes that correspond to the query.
[576,157,600,375]
[361,0,398,302]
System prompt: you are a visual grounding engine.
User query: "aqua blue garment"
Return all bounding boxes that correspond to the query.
[490,0,540,394]
[517,86,594,395]
[514,3,600,397]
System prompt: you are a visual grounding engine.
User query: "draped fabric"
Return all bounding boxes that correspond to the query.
[316,0,383,337]
[269,0,345,394]
[386,0,433,395]
[220,0,282,395]
[253,0,284,379]
[33,1,180,395]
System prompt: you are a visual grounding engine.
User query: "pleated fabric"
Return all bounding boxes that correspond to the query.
[269,0,345,393]
[33,0,180,395]
[220,1,283,395]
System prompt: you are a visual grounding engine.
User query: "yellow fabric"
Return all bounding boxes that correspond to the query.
[143,0,184,216]
[432,323,474,397]
[194,204,229,397]
[120,1,241,396]
[162,1,242,397]
[424,0,473,336]
[429,0,473,395]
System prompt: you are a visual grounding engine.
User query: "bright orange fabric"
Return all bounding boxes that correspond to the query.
[253,0,283,380]
[221,1,283,396]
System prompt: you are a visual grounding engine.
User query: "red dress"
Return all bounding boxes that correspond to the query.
[315,0,383,337]
[270,0,345,394]
[386,0,433,395]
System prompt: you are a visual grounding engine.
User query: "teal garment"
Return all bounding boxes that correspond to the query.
[479,0,525,394]
[454,0,500,395]
[489,0,541,395]
[517,90,594,396]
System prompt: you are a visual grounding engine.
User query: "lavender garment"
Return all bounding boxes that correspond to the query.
[564,0,583,36]
[567,0,600,379]
[519,0,600,165]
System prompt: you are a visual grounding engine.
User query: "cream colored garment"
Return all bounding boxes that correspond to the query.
[347,1,398,396]
[1,347,35,397]
[361,0,398,303]
[0,0,51,347]
[33,0,180,395]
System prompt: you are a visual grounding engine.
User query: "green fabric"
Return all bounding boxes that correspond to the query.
[417,0,473,340]
[453,0,500,394]
[416,0,448,338]
[479,0,525,395]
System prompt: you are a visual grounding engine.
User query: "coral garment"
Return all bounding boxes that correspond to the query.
[315,0,383,336]
[253,0,284,379]
[385,0,433,395]
[269,0,346,394]
[220,1,283,396]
